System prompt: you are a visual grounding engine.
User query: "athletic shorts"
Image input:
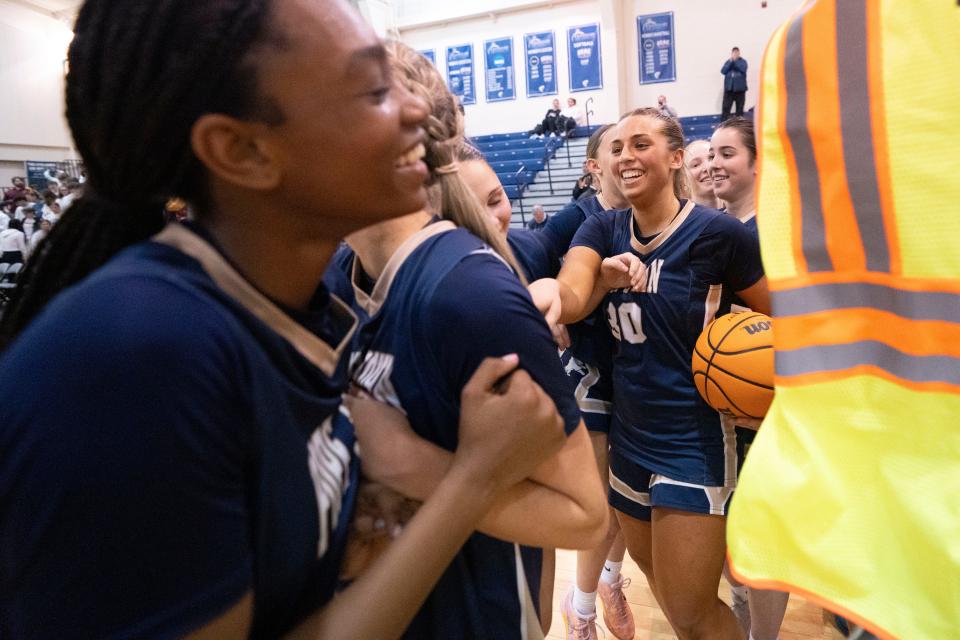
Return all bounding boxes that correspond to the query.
[559,351,613,433]
[607,448,738,521]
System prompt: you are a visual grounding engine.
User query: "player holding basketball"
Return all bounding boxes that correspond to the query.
[709,117,790,640]
[530,108,770,640]
[341,42,607,639]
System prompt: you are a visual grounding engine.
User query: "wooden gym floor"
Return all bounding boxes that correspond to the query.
[546,549,846,639]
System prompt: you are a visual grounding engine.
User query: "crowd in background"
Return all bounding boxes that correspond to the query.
[0,172,83,263]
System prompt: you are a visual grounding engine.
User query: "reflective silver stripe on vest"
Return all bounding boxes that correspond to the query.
[836,0,890,272]
[777,341,960,385]
[784,8,833,273]
[772,283,960,322]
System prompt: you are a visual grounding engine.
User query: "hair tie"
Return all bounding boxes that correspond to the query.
[434,163,459,175]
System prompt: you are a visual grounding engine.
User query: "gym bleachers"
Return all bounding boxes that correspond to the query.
[473,115,733,221]
[468,124,607,207]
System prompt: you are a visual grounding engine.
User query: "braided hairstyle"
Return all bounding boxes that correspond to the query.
[0,0,283,348]
[619,107,689,200]
[385,41,526,284]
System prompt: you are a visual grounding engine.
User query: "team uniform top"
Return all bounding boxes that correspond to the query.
[343,221,580,640]
[0,223,360,639]
[543,195,617,431]
[728,211,761,445]
[571,201,763,484]
[731,212,758,311]
[507,227,561,281]
[541,193,605,259]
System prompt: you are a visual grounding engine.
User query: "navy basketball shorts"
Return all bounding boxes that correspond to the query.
[559,351,613,433]
[607,448,739,521]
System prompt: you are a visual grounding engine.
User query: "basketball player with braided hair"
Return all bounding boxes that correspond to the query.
[0,2,570,638]
[340,42,607,639]
[529,108,770,639]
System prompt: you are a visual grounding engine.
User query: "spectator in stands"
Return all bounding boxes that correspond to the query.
[58,179,82,213]
[28,218,50,254]
[21,208,36,240]
[527,204,549,231]
[721,47,748,120]
[657,95,678,118]
[0,219,28,264]
[571,173,593,201]
[4,177,28,205]
[40,191,60,224]
[530,98,563,139]
[559,97,585,137]
[684,139,719,209]
[42,168,70,189]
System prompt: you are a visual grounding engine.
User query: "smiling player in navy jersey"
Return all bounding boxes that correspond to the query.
[455,142,561,282]
[530,108,770,639]
[0,2,570,639]
[341,43,607,639]
[459,126,638,640]
[551,125,638,640]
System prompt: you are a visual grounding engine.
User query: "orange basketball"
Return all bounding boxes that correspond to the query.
[691,312,774,420]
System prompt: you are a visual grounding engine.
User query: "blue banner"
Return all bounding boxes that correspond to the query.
[23,161,58,190]
[523,31,557,98]
[419,49,436,65]
[567,24,603,92]
[446,43,476,105]
[637,12,676,84]
[484,37,515,102]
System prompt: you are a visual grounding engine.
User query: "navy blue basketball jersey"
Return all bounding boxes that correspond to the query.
[571,201,763,484]
[507,227,561,281]
[344,221,580,639]
[0,223,360,639]
[727,211,761,446]
[731,212,758,312]
[545,195,617,431]
[541,195,606,260]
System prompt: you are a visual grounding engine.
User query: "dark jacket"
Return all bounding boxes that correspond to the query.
[721,58,748,92]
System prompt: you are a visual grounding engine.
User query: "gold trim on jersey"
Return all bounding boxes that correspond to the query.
[350,220,457,317]
[628,199,695,255]
[153,223,357,378]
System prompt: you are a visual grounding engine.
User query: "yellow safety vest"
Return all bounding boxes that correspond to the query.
[727,1,960,638]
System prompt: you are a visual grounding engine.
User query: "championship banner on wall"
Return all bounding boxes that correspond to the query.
[637,12,676,84]
[446,43,476,105]
[524,31,557,98]
[419,49,436,65]
[484,37,516,102]
[567,24,603,92]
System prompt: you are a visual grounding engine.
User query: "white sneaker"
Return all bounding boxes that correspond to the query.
[549,132,557,138]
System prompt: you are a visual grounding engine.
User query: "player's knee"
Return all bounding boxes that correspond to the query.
[662,597,714,640]
[626,546,654,578]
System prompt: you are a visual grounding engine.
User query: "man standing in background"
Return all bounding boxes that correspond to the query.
[721,46,747,120]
